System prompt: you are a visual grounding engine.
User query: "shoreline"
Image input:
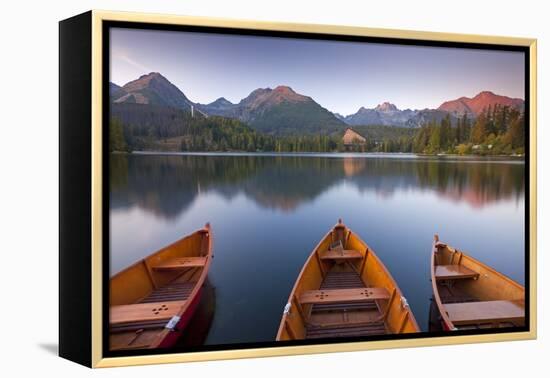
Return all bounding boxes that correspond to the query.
[112,150,525,162]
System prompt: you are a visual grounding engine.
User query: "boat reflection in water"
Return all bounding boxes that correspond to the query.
[175,279,216,348]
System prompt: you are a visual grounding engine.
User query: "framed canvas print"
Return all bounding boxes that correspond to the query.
[59,10,537,368]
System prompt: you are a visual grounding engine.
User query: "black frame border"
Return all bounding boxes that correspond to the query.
[59,11,93,367]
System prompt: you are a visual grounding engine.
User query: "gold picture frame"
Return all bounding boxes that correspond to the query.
[59,9,537,368]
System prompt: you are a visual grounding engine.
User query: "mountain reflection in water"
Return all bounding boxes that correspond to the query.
[111,154,524,218]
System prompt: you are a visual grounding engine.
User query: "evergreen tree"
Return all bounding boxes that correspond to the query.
[428,122,441,153]
[471,111,488,144]
[460,113,471,143]
[503,110,525,149]
[440,114,452,151]
[109,117,128,152]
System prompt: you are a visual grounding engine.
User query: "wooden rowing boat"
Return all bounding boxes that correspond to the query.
[276,219,420,341]
[109,224,213,350]
[431,235,525,331]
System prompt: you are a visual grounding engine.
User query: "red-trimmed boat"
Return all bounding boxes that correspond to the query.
[109,224,212,350]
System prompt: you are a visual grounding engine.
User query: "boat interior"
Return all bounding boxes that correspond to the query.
[109,228,211,350]
[432,236,525,330]
[278,222,418,340]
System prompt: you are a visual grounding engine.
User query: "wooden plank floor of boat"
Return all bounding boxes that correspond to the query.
[435,283,523,329]
[111,281,195,332]
[305,269,387,339]
[110,280,198,350]
[436,284,477,304]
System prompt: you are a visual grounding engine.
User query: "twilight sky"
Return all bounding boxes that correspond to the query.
[110,27,525,115]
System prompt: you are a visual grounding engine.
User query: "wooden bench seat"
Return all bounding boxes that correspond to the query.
[444,300,524,326]
[320,249,363,261]
[152,256,207,271]
[299,287,390,305]
[435,265,479,280]
[110,300,186,325]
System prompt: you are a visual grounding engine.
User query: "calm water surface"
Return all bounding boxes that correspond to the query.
[110,153,525,344]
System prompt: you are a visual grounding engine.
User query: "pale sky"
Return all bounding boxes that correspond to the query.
[110,27,525,115]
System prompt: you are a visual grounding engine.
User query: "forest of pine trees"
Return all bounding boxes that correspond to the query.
[110,104,525,155]
[412,105,525,155]
[109,117,128,152]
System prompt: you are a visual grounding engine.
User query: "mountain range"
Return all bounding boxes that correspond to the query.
[343,91,524,128]
[344,102,418,127]
[110,72,525,135]
[437,91,524,116]
[199,86,345,134]
[111,73,195,111]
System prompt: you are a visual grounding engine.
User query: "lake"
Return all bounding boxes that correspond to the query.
[109,153,525,344]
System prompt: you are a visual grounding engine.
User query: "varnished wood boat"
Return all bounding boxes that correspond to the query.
[431,235,525,331]
[276,220,420,341]
[109,224,213,350]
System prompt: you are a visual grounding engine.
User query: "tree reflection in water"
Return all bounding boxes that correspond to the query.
[110,154,524,220]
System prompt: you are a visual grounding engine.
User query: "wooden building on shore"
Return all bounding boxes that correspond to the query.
[343,128,367,148]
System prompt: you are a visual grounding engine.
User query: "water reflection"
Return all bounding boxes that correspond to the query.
[110,153,524,341]
[111,154,524,219]
[175,279,216,348]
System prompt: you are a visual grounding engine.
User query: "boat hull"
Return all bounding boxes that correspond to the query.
[157,286,203,348]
